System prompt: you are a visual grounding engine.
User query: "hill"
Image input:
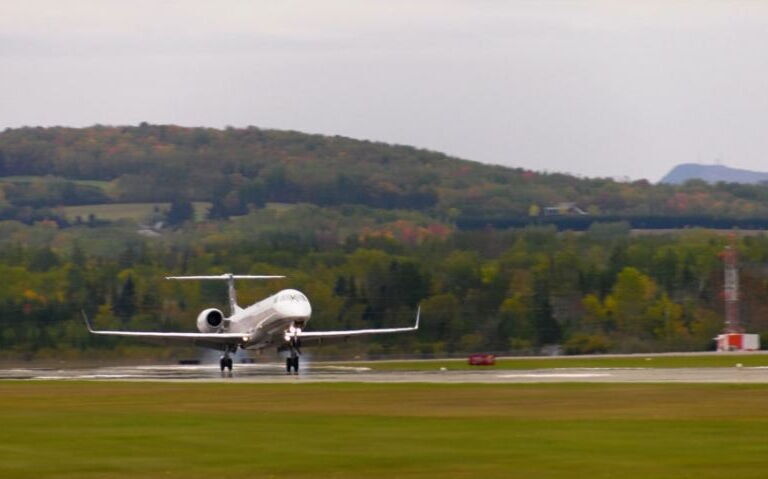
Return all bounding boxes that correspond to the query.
[4,125,768,228]
[660,163,768,185]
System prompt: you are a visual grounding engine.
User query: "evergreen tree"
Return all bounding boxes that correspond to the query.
[531,276,561,344]
[114,277,137,321]
[166,199,194,226]
[28,247,60,272]
[70,242,86,268]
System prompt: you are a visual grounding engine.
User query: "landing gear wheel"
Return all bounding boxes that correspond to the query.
[220,356,233,373]
[286,357,299,374]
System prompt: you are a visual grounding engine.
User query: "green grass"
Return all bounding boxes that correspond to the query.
[0,175,112,189]
[0,382,767,478]
[61,202,211,222]
[336,352,768,371]
[265,201,298,213]
[62,203,166,222]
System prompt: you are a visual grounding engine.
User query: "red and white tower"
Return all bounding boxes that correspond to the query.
[716,242,760,351]
[722,245,742,334]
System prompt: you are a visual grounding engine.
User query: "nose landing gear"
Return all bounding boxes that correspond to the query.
[286,355,299,374]
[283,331,301,375]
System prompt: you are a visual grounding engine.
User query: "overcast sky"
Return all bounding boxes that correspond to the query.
[2,1,767,181]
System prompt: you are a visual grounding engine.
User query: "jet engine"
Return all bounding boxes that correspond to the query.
[196,308,225,333]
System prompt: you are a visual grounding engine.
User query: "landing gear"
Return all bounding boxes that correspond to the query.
[220,347,234,376]
[283,325,302,375]
[220,356,233,372]
[286,355,299,374]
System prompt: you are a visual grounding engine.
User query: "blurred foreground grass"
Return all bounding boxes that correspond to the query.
[0,382,766,478]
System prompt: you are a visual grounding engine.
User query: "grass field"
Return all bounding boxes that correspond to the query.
[337,352,768,371]
[0,175,112,189]
[1,382,767,478]
[61,202,212,222]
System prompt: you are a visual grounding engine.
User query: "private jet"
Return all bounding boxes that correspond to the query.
[84,274,419,373]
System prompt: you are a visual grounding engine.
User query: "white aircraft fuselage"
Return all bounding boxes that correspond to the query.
[215,289,312,350]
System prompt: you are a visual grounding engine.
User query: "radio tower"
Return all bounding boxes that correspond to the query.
[722,244,743,333]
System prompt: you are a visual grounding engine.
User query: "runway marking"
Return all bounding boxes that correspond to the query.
[34,374,137,380]
[498,373,612,378]
[552,367,656,371]
[321,366,372,372]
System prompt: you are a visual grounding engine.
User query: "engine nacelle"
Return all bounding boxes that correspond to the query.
[196,308,225,333]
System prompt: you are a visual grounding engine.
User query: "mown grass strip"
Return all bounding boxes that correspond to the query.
[0,382,766,478]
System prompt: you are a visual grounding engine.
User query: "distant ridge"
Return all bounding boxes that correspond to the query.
[660,163,768,185]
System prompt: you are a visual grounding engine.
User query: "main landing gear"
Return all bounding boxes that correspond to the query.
[220,346,235,376]
[220,356,233,372]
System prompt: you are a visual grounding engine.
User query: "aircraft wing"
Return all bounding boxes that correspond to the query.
[295,307,420,347]
[83,312,245,350]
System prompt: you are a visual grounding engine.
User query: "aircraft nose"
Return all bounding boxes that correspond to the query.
[277,301,312,319]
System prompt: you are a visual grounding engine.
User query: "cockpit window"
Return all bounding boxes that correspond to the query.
[277,292,307,302]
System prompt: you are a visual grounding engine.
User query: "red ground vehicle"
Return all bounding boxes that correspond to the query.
[468,354,496,366]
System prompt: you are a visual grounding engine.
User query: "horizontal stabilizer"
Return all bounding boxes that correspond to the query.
[165,274,285,280]
[166,273,284,315]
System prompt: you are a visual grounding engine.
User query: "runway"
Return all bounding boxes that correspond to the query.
[2,362,768,383]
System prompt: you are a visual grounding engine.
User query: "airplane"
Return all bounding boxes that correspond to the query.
[83,273,420,374]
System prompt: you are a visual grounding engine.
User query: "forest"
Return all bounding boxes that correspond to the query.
[1,217,767,360]
[1,124,768,360]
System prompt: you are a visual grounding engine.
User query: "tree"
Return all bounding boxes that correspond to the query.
[581,293,612,332]
[420,293,462,346]
[647,293,685,343]
[28,247,60,272]
[440,251,482,297]
[498,294,535,346]
[607,267,658,336]
[70,242,86,268]
[531,276,560,344]
[166,199,194,226]
[113,277,137,321]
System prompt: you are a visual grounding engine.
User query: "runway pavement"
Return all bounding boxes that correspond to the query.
[2,362,768,383]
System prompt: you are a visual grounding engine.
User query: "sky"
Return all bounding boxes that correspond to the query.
[2,0,768,181]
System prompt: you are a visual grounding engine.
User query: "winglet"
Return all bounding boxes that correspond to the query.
[81,310,95,333]
[414,305,421,330]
